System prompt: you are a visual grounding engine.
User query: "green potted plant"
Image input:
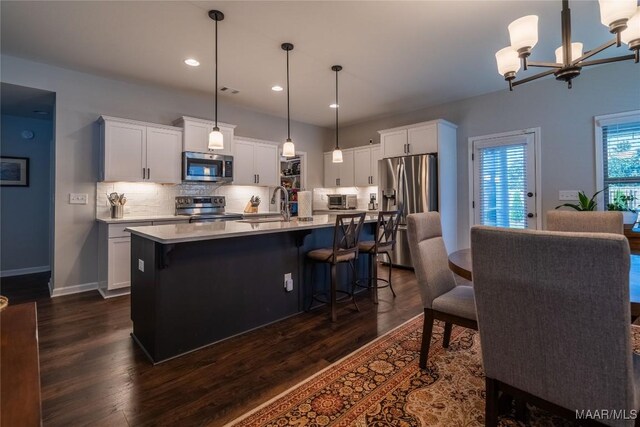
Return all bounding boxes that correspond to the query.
[555,189,604,211]
[607,190,637,224]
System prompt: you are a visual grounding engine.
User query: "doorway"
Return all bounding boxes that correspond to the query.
[0,83,55,302]
[469,128,541,230]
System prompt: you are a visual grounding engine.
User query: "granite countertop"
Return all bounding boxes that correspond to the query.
[313,209,379,214]
[96,212,281,224]
[96,215,189,224]
[126,214,378,244]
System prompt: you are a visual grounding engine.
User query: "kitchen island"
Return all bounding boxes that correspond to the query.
[127,214,377,363]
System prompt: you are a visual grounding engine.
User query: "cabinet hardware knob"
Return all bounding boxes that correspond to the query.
[527,213,534,218]
[527,192,534,197]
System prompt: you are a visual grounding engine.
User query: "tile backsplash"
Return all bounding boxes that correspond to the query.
[96,182,274,218]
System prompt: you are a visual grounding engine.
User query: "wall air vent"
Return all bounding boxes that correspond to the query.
[220,87,240,94]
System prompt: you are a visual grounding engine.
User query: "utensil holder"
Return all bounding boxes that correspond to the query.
[111,205,124,219]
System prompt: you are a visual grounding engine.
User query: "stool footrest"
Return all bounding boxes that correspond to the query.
[310,290,356,305]
[354,278,391,289]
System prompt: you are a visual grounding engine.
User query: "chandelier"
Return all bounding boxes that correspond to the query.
[496,0,640,90]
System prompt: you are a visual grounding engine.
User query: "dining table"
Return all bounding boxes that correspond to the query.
[448,248,640,318]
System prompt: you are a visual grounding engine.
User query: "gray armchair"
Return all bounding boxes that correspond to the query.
[407,212,478,369]
[471,226,637,426]
[547,210,624,234]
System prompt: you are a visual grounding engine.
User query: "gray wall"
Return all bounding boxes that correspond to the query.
[333,61,640,248]
[0,54,328,292]
[1,114,52,273]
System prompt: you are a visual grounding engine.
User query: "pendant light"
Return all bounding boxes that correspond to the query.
[208,10,224,150]
[281,43,295,158]
[331,65,343,163]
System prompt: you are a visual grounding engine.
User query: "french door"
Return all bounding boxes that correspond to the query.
[471,131,538,229]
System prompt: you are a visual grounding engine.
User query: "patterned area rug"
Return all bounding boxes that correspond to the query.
[228,315,640,427]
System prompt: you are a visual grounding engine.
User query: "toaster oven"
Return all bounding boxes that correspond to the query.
[327,194,357,210]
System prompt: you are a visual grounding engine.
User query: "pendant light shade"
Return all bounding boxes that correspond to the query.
[508,15,539,54]
[555,42,584,64]
[599,0,637,31]
[281,43,295,158]
[331,65,343,164]
[208,10,224,150]
[621,8,640,48]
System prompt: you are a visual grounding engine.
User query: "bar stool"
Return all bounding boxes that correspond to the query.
[354,210,400,304]
[307,212,366,322]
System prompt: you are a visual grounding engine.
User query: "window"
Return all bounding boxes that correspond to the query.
[470,129,540,229]
[596,111,640,211]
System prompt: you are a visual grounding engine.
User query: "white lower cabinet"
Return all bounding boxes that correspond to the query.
[98,219,188,298]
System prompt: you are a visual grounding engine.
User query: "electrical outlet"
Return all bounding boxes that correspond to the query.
[284,273,293,292]
[559,190,579,201]
[69,193,88,205]
[138,259,144,272]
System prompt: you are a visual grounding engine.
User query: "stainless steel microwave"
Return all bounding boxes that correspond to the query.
[182,152,233,183]
[327,194,357,210]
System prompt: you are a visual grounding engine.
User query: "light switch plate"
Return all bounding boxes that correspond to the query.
[69,193,88,204]
[138,259,144,272]
[559,190,579,201]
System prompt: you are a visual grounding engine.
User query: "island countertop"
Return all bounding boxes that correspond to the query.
[126,214,378,244]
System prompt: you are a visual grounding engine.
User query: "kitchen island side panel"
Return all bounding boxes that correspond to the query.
[131,231,302,362]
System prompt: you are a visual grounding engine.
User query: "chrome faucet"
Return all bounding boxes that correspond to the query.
[271,186,291,222]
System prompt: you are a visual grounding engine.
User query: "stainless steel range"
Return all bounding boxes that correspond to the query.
[175,196,243,223]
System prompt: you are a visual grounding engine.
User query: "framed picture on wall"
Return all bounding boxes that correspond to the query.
[0,156,29,187]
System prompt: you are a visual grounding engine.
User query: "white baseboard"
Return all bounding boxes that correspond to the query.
[0,265,50,278]
[98,286,130,299]
[50,282,98,297]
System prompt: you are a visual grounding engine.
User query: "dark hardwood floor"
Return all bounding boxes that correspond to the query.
[24,265,423,426]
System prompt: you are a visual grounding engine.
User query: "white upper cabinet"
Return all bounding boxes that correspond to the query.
[233,137,279,187]
[233,139,255,185]
[253,143,278,187]
[407,123,438,154]
[323,149,355,187]
[99,116,182,184]
[324,152,339,187]
[379,120,455,158]
[174,116,235,156]
[379,129,407,158]
[146,127,182,184]
[353,145,381,186]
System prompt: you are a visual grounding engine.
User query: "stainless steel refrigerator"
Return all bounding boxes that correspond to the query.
[379,154,438,268]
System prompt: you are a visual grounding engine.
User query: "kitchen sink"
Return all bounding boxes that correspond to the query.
[237,218,286,224]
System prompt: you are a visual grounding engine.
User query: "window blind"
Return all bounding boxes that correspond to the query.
[478,143,528,228]
[603,121,640,210]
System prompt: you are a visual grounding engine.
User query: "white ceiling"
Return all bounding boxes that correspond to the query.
[0,1,629,127]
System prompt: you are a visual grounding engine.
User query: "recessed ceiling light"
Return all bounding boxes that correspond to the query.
[184,58,200,67]
[329,103,339,109]
[33,110,48,115]
[271,85,284,92]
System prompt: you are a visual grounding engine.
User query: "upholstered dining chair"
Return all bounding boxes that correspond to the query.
[407,212,478,369]
[307,212,366,322]
[547,210,624,234]
[471,226,638,426]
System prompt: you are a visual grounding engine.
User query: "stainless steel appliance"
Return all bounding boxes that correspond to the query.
[379,154,438,267]
[182,151,233,183]
[327,194,357,210]
[175,196,243,223]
